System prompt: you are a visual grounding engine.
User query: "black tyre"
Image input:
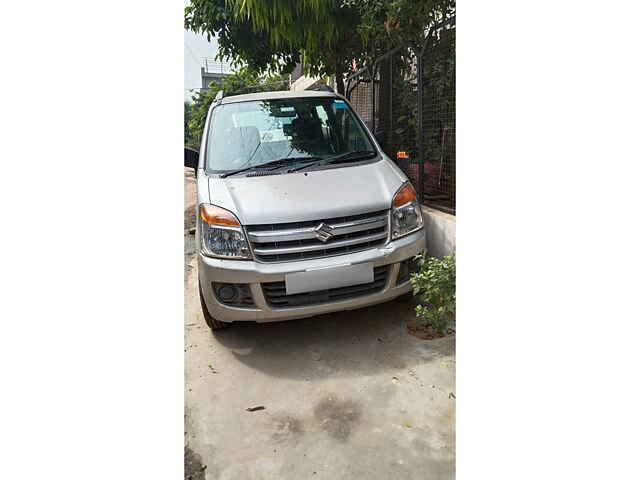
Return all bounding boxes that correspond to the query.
[198,282,230,331]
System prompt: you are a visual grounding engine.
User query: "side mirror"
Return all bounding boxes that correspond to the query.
[184,146,199,172]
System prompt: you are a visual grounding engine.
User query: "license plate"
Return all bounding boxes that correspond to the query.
[285,262,374,295]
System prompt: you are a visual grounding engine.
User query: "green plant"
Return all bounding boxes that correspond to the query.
[410,253,455,335]
[345,0,455,64]
[185,101,198,148]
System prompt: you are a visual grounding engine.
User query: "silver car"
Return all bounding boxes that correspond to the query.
[185,90,425,330]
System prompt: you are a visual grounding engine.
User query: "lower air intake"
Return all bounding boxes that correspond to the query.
[261,265,389,308]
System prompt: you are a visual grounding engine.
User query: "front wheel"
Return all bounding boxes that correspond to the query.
[198,282,230,331]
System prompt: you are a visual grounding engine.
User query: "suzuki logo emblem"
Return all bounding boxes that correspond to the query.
[314,222,335,242]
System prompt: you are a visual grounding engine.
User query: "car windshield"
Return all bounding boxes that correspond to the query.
[206,97,375,172]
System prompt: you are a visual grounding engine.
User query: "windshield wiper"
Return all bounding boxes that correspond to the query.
[287,150,377,173]
[220,157,321,178]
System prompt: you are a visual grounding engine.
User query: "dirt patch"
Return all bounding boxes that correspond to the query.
[313,395,362,442]
[271,414,304,443]
[184,181,197,278]
[184,446,206,480]
[406,320,455,340]
[185,205,197,232]
[184,200,197,279]
[184,233,197,286]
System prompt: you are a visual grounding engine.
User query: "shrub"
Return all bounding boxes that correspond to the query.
[410,253,456,335]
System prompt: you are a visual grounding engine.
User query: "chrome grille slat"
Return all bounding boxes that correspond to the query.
[245,210,389,263]
[247,215,388,243]
[253,231,388,255]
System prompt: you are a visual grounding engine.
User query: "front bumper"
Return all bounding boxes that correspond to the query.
[197,228,425,323]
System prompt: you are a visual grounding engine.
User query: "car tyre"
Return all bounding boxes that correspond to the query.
[199,282,230,331]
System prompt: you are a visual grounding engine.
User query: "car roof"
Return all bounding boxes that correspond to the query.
[220,90,340,104]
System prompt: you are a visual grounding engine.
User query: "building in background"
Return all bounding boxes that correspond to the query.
[200,58,233,92]
[184,29,234,102]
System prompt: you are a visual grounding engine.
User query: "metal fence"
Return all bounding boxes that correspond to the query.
[345,17,455,214]
[202,57,234,74]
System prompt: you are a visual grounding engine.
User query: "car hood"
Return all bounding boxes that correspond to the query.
[206,159,407,225]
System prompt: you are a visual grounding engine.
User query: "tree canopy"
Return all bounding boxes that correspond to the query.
[185,0,362,94]
[184,0,455,94]
[347,0,455,56]
[185,0,300,75]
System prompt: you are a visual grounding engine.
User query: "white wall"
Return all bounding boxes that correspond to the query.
[421,206,456,258]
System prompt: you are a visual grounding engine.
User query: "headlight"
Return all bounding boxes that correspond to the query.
[391,182,423,239]
[199,204,252,259]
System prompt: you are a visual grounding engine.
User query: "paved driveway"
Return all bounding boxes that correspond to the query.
[184,169,455,480]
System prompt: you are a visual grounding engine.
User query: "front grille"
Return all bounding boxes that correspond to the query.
[246,209,389,263]
[261,265,389,308]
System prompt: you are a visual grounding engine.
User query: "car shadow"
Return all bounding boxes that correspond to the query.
[212,298,455,381]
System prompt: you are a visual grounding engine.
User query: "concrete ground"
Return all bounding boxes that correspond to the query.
[184,169,455,480]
